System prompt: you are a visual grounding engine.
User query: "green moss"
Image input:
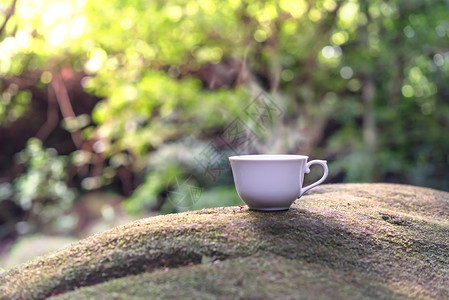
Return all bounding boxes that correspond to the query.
[55,255,411,300]
[0,183,448,299]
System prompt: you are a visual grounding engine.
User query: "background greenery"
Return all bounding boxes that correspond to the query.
[1,0,449,244]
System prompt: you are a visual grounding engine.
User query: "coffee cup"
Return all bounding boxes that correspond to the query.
[229,155,328,211]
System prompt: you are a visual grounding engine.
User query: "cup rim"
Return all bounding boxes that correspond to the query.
[229,154,308,161]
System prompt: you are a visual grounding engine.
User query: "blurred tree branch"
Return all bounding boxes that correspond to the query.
[0,0,17,37]
[35,84,59,142]
[50,72,84,149]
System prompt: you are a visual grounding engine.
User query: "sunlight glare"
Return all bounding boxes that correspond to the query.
[166,6,183,22]
[322,46,335,59]
[70,16,87,39]
[49,24,68,46]
[15,30,31,49]
[338,1,359,29]
[279,0,307,18]
[41,2,73,26]
[340,66,353,79]
[85,48,108,73]
[331,31,348,45]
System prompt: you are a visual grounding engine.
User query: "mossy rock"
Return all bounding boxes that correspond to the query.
[1,183,448,299]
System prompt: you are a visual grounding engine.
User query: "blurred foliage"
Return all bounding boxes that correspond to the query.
[124,137,242,213]
[1,0,449,235]
[13,139,76,231]
[0,84,31,127]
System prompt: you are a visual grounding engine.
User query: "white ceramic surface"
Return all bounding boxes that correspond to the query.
[229,155,328,211]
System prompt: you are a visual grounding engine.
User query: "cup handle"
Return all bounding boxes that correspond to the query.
[299,160,328,197]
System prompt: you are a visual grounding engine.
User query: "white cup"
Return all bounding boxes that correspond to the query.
[229,154,328,211]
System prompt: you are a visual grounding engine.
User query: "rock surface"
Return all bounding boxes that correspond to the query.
[0,183,448,299]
